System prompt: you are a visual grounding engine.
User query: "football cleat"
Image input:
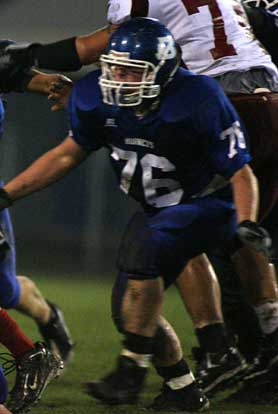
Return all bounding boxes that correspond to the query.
[84,355,147,405]
[193,346,247,394]
[7,342,63,413]
[243,330,278,382]
[38,301,74,366]
[225,371,278,404]
[148,381,210,412]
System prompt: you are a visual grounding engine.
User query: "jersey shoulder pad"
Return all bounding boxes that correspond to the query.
[161,69,224,122]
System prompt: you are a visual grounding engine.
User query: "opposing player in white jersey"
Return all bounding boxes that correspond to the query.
[2,0,278,392]
[107,0,278,81]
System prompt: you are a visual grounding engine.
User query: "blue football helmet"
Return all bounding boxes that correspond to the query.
[99,17,179,106]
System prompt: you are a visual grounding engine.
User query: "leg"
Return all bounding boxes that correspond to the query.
[176,254,247,392]
[209,250,261,362]
[87,270,209,411]
[231,247,278,306]
[150,316,209,412]
[17,276,73,365]
[0,309,62,413]
[229,245,278,380]
[0,209,73,365]
[86,275,163,405]
[121,278,163,337]
[16,275,51,324]
[86,202,239,404]
[176,253,223,328]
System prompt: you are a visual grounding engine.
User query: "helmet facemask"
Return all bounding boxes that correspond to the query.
[100,52,162,106]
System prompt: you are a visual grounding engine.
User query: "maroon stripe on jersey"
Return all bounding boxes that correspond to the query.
[131,0,149,17]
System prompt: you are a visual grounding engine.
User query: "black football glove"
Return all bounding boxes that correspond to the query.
[235,220,272,255]
[0,223,9,252]
[0,40,39,93]
[1,41,41,68]
[0,189,12,211]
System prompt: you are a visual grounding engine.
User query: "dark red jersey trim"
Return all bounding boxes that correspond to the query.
[131,0,149,17]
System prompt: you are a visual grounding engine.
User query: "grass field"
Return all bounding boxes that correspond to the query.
[6,274,278,414]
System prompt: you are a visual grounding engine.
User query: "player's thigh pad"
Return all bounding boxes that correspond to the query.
[0,209,20,308]
[117,200,237,286]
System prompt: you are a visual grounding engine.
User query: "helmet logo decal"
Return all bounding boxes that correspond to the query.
[156,36,176,60]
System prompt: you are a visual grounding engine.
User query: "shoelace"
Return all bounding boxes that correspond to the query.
[0,352,16,376]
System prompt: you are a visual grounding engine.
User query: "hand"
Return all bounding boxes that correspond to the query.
[48,75,73,111]
[0,40,39,93]
[236,220,272,255]
[26,71,72,110]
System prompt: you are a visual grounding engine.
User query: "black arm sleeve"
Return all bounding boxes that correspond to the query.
[35,37,82,71]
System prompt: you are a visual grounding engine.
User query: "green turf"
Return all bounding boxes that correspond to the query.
[5,275,278,414]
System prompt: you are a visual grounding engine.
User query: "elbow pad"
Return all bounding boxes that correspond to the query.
[35,37,82,71]
[4,37,82,72]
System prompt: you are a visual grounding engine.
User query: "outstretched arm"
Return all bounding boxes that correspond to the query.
[75,24,119,64]
[230,164,271,255]
[0,24,119,73]
[2,136,88,203]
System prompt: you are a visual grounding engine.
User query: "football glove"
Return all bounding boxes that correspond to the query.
[0,224,9,252]
[235,220,272,255]
[0,189,13,211]
[0,40,39,93]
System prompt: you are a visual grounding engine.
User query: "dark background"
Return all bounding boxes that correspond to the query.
[0,1,137,277]
[0,1,277,279]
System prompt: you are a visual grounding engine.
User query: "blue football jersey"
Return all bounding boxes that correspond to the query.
[0,97,5,140]
[67,68,251,210]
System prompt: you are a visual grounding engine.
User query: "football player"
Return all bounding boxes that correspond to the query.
[0,42,74,367]
[2,0,278,388]
[0,18,265,409]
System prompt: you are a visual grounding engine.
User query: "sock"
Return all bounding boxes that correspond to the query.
[122,332,154,368]
[0,309,35,358]
[121,349,152,368]
[195,323,229,353]
[254,301,278,335]
[156,359,195,390]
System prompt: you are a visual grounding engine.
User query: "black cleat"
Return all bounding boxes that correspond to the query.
[194,346,247,394]
[84,355,147,405]
[244,331,278,382]
[225,372,278,404]
[148,381,209,412]
[7,342,63,413]
[39,301,74,366]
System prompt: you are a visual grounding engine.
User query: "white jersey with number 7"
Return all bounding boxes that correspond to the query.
[107,0,278,79]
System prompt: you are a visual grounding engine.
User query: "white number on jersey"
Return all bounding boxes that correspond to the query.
[220,121,247,159]
[180,0,237,60]
[111,147,184,207]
